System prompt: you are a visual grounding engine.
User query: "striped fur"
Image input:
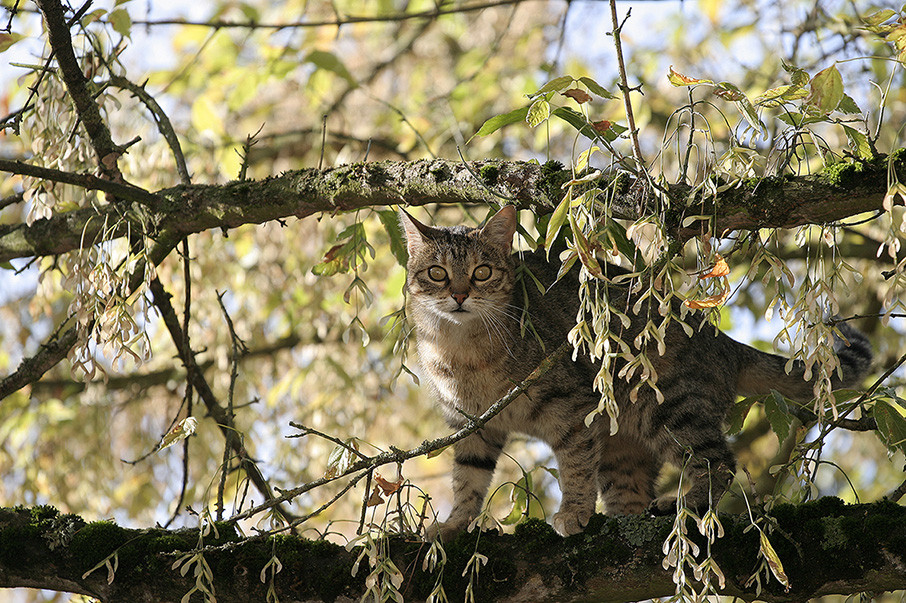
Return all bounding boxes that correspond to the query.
[400,206,872,537]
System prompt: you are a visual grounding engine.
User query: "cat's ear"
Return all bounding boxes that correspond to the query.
[479,205,517,254]
[399,209,436,256]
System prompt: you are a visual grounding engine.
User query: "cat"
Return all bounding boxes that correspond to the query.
[399,205,872,537]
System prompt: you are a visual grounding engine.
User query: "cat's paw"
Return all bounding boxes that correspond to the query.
[424,519,468,542]
[646,495,678,516]
[552,508,592,536]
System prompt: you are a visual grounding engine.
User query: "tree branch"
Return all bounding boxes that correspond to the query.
[1,157,901,263]
[2,499,906,602]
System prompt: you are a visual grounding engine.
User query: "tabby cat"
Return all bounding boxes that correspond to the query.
[400,205,872,537]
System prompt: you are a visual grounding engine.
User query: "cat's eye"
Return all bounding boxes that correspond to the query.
[427,266,448,281]
[472,265,492,281]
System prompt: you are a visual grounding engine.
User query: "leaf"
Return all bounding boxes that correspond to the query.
[754,85,807,108]
[727,396,758,435]
[683,287,730,309]
[837,93,862,115]
[377,210,408,267]
[545,190,571,257]
[158,417,198,451]
[842,125,873,159]
[304,50,357,86]
[563,88,592,104]
[374,473,403,496]
[501,474,532,525]
[552,106,625,142]
[668,66,713,86]
[759,531,791,591]
[714,81,746,102]
[0,261,13,270]
[807,64,844,114]
[863,8,896,26]
[532,75,574,96]
[108,8,132,37]
[763,391,793,443]
[569,211,606,279]
[366,486,384,507]
[0,33,24,53]
[873,398,906,454]
[699,255,730,278]
[578,76,617,99]
[474,106,530,137]
[526,99,551,127]
[426,445,449,459]
[312,242,352,276]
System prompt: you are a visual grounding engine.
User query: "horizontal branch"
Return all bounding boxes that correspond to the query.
[2,498,905,602]
[0,157,900,263]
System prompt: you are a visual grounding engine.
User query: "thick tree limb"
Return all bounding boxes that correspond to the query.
[2,499,905,602]
[1,157,901,263]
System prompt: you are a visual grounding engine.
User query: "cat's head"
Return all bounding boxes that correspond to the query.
[399,206,517,326]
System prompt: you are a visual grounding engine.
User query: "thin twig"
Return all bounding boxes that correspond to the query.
[287,422,368,460]
[609,0,644,170]
[105,75,191,185]
[229,340,571,523]
[886,478,906,502]
[97,0,531,30]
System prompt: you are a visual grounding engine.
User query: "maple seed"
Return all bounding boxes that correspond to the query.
[563,88,593,104]
[592,120,612,134]
[684,288,730,309]
[699,255,730,279]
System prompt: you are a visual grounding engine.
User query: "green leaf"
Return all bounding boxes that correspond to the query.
[377,210,408,267]
[764,390,793,443]
[863,8,896,26]
[578,76,616,99]
[501,474,532,525]
[807,64,844,114]
[526,99,551,127]
[551,106,627,142]
[842,125,874,159]
[474,106,529,137]
[837,93,862,115]
[874,398,906,454]
[544,190,571,258]
[108,8,132,38]
[781,60,810,87]
[754,85,807,108]
[727,396,758,435]
[0,261,13,270]
[532,75,574,96]
[304,50,357,86]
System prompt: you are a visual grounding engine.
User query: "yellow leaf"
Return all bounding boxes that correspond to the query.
[158,417,197,451]
[684,287,730,309]
[668,66,713,87]
[759,531,791,591]
[699,255,730,278]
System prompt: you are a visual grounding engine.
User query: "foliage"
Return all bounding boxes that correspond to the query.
[0,0,905,601]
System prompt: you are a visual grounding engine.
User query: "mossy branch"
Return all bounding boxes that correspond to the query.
[1,156,901,264]
[2,499,906,602]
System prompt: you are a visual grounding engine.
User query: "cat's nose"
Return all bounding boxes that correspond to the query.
[451,291,468,305]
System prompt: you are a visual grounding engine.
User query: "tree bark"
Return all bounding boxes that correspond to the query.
[1,155,902,263]
[2,499,905,602]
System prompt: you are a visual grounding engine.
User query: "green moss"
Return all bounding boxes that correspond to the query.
[820,159,868,187]
[613,171,631,196]
[29,505,59,526]
[429,163,451,181]
[538,160,569,204]
[69,520,130,567]
[479,164,500,185]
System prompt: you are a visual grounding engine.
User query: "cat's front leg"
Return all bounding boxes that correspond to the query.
[551,433,598,536]
[428,428,506,540]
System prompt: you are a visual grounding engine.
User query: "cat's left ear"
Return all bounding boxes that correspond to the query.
[399,209,435,256]
[479,205,517,254]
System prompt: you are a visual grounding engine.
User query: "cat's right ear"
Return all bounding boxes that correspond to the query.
[399,209,434,256]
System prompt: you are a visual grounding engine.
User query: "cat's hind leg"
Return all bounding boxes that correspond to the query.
[597,434,658,515]
[647,395,735,515]
[429,428,506,540]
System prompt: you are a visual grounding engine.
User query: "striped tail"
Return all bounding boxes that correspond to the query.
[736,322,873,401]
